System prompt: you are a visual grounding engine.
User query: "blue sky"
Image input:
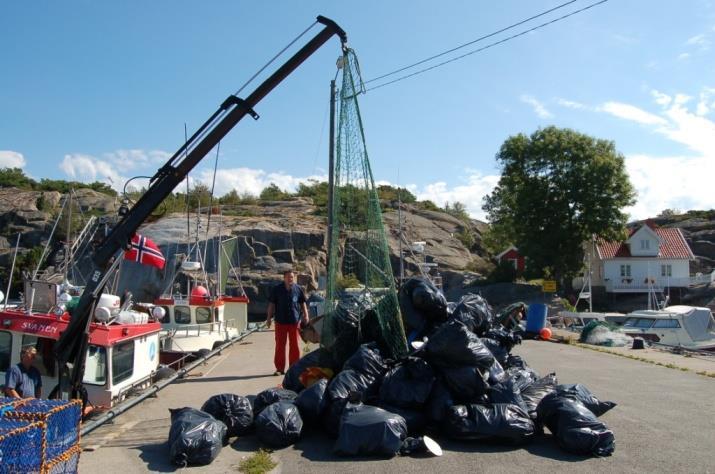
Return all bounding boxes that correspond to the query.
[1,0,714,220]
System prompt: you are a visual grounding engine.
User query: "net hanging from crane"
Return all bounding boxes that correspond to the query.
[321,49,407,361]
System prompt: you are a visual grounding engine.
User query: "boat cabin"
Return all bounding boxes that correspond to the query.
[623,305,715,350]
[0,282,161,407]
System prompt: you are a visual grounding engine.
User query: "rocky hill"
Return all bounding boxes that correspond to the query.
[3,186,713,316]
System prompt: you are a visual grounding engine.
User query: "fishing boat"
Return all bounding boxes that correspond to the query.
[155,233,249,358]
[621,305,715,351]
[0,281,162,407]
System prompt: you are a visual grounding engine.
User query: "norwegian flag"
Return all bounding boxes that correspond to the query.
[124,234,165,269]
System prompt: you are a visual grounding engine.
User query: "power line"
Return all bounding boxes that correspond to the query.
[365,0,578,84]
[366,0,610,92]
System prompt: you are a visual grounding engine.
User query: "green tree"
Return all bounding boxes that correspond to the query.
[0,167,35,188]
[259,183,290,201]
[444,201,470,222]
[483,126,635,286]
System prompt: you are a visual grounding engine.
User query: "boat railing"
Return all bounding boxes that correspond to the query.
[166,318,240,338]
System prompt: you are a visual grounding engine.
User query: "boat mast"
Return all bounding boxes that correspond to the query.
[64,190,72,285]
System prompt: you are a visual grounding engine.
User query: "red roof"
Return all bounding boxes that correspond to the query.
[596,226,694,259]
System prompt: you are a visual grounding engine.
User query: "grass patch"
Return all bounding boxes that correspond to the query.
[237,449,277,474]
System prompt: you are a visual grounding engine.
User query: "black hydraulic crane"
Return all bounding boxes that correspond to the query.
[54,16,347,400]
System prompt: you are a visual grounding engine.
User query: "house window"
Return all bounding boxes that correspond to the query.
[640,240,650,250]
[661,264,672,277]
[620,265,631,277]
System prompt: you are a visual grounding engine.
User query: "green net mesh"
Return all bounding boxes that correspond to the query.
[321,49,407,361]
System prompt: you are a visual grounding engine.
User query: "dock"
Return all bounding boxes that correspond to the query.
[80,330,715,473]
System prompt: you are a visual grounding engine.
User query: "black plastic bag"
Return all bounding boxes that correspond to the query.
[253,388,298,416]
[323,397,349,438]
[379,403,427,435]
[441,365,490,401]
[324,299,362,367]
[327,369,377,402]
[445,403,534,444]
[449,293,493,336]
[505,365,540,392]
[201,394,253,437]
[521,373,558,419]
[489,378,529,413]
[487,359,507,385]
[553,384,616,417]
[379,357,435,409]
[504,354,529,370]
[482,338,509,367]
[168,407,227,466]
[425,320,495,369]
[536,393,615,456]
[426,378,454,423]
[399,277,448,335]
[334,403,408,457]
[254,401,303,448]
[343,343,389,380]
[282,347,335,393]
[484,328,522,352]
[294,378,328,424]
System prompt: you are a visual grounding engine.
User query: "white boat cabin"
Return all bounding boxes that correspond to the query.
[623,305,715,350]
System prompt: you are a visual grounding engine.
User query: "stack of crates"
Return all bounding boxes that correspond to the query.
[0,398,82,473]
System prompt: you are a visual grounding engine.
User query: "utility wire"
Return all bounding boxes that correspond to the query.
[366,0,609,92]
[365,0,578,84]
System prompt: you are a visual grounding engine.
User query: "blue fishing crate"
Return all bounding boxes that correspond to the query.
[4,399,81,460]
[0,418,46,474]
[42,444,81,474]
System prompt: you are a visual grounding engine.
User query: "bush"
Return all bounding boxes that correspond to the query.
[487,260,518,283]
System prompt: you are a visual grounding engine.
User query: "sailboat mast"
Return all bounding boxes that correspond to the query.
[64,190,72,284]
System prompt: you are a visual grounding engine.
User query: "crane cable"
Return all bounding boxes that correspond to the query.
[366,0,610,92]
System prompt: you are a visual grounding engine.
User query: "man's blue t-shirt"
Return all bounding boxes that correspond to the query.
[269,283,306,325]
[5,363,42,398]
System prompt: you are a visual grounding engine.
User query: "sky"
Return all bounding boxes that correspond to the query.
[1,0,714,221]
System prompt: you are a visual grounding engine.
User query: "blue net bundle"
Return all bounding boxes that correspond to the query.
[42,444,82,474]
[0,418,46,474]
[4,399,81,459]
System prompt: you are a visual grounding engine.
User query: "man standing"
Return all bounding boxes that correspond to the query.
[4,346,42,398]
[266,269,309,375]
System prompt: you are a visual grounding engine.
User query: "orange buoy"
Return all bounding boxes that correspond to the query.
[540,327,552,340]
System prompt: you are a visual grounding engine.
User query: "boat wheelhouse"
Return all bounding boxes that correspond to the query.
[0,282,161,407]
[622,305,715,350]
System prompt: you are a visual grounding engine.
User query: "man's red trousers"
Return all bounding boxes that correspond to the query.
[274,322,301,372]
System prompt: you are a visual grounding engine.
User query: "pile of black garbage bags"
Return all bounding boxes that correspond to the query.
[167,277,616,466]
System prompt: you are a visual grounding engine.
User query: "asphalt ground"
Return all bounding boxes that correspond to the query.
[79,330,715,473]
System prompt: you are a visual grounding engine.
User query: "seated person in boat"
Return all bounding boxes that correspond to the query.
[4,346,42,398]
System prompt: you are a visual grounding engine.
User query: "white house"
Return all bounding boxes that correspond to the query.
[590,222,695,293]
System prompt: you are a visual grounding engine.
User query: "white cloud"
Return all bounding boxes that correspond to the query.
[556,98,587,110]
[685,33,711,51]
[0,150,27,168]
[686,33,708,46]
[413,172,500,221]
[600,102,668,125]
[520,95,553,119]
[194,167,327,197]
[651,90,672,107]
[696,87,715,116]
[625,154,715,219]
[60,153,127,188]
[677,52,691,60]
[102,149,171,169]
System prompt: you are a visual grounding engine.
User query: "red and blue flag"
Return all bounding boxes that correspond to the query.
[124,234,165,269]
